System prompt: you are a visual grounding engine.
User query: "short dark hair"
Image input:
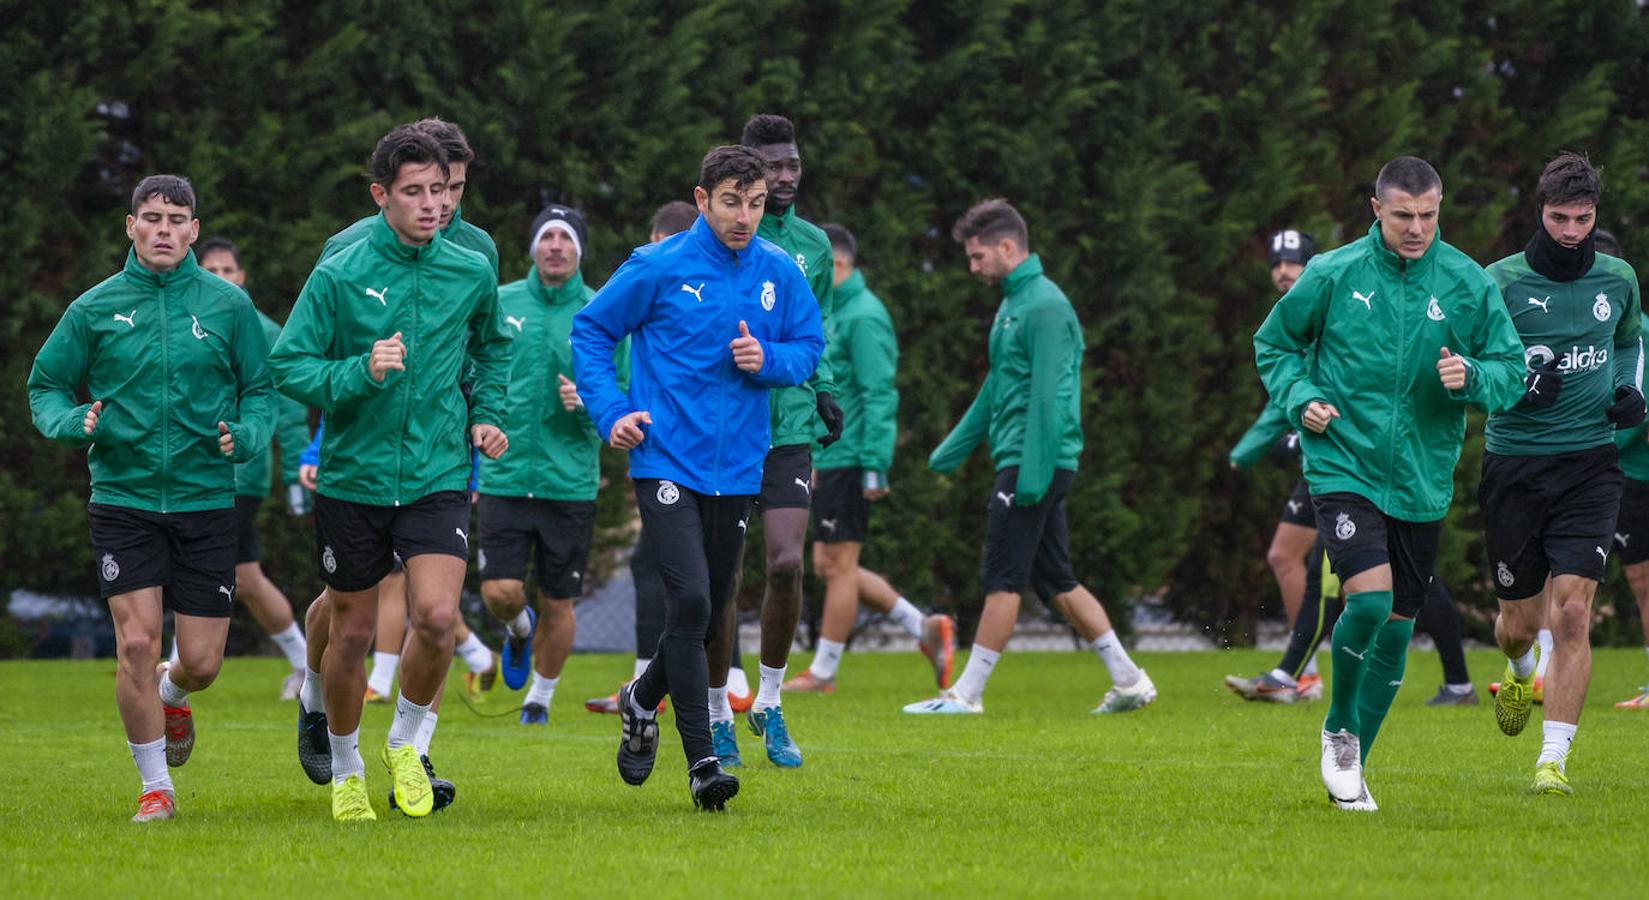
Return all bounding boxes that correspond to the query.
[369,125,449,188]
[651,200,698,237]
[1535,151,1602,210]
[822,223,857,261]
[741,114,796,148]
[197,236,241,266]
[1594,228,1622,257]
[131,174,196,215]
[414,117,475,165]
[1374,156,1443,200]
[698,145,768,194]
[952,198,1029,249]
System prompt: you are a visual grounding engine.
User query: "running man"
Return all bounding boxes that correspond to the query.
[270,124,509,822]
[904,199,1155,716]
[28,175,276,822]
[1255,155,1525,810]
[572,145,824,810]
[1480,153,1642,794]
[783,222,956,694]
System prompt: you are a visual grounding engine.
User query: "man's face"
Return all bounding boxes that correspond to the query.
[963,235,1019,284]
[695,179,766,251]
[439,161,467,229]
[533,227,580,285]
[125,196,199,272]
[370,161,447,245]
[753,142,801,213]
[1370,187,1441,260]
[1270,260,1304,294]
[831,249,853,288]
[1542,200,1596,250]
[200,250,246,287]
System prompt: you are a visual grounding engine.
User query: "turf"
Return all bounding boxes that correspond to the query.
[3,648,1648,897]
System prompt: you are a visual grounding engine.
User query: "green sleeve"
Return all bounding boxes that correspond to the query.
[1448,278,1526,414]
[1013,307,1075,506]
[803,261,835,397]
[275,394,311,485]
[1254,269,1332,428]
[464,279,510,429]
[27,305,97,447]
[225,300,276,465]
[614,336,632,393]
[852,312,900,474]
[1615,419,1648,451]
[1613,270,1643,394]
[1230,403,1290,469]
[268,269,388,413]
[929,374,993,473]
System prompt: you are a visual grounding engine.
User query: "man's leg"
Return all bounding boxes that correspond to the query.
[109,589,173,807]
[801,540,861,685]
[1619,560,1649,705]
[1416,580,1474,702]
[1267,521,1318,624]
[755,505,809,701]
[1539,574,1596,776]
[235,560,307,691]
[521,595,575,720]
[365,568,407,701]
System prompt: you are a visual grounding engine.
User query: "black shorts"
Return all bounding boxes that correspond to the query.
[1311,492,1441,618]
[88,503,237,617]
[313,491,470,592]
[1615,478,1649,566]
[1480,446,1624,599]
[1278,479,1314,528]
[756,444,813,511]
[982,467,1080,601]
[234,495,263,564]
[476,494,595,598]
[812,467,869,543]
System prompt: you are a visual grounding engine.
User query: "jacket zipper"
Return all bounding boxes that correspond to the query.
[395,263,417,506]
[1388,264,1406,511]
[159,285,171,513]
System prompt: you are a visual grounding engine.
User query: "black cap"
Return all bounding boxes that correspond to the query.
[529,204,588,258]
[1267,229,1315,266]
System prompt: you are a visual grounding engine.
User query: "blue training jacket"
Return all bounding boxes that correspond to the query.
[572,216,824,496]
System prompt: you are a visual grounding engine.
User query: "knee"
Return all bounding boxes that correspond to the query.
[328,608,375,651]
[411,602,457,640]
[811,544,833,579]
[117,631,161,671]
[668,591,712,640]
[1550,595,1591,641]
[481,581,525,617]
[176,650,222,686]
[768,545,804,583]
[1265,545,1302,576]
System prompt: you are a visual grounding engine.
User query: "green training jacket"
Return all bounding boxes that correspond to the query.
[1255,222,1526,521]
[1229,403,1292,470]
[29,248,276,513]
[479,269,629,501]
[757,205,835,447]
[1484,251,1643,456]
[235,309,314,497]
[813,269,899,476]
[929,254,1084,506]
[321,208,500,280]
[269,215,508,505]
[1614,312,1649,483]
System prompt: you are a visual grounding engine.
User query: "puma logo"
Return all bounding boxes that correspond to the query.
[456,528,468,549]
[737,518,748,532]
[794,477,810,495]
[505,316,525,332]
[1617,532,1630,547]
[365,287,389,306]
[218,585,233,600]
[680,283,706,303]
[1287,501,1302,514]
[1597,546,1608,560]
[995,491,1015,507]
[1351,290,1374,310]
[820,518,837,532]
[1342,647,1365,660]
[113,310,137,328]
[1527,296,1551,313]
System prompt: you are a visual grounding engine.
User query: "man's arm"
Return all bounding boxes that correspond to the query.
[852,312,900,475]
[465,279,510,429]
[27,305,97,447]
[929,374,992,474]
[223,299,276,464]
[1254,270,1331,427]
[268,269,389,413]
[1230,402,1291,469]
[1447,278,1527,414]
[572,252,653,440]
[1014,307,1077,505]
[802,255,835,396]
[1613,272,1644,396]
[747,264,825,388]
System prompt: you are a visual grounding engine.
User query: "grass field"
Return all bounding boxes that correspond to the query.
[4,647,1648,897]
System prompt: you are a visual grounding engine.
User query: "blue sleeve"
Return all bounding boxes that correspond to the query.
[747,261,824,388]
[468,446,479,492]
[573,251,653,441]
[300,416,324,467]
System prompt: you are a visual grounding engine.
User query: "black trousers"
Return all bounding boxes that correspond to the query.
[630,479,751,765]
[632,525,745,672]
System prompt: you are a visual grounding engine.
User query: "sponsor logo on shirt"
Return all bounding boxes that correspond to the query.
[1524,343,1609,374]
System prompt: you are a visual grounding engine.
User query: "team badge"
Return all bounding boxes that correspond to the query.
[1333,512,1356,541]
[100,553,119,582]
[1496,561,1514,588]
[190,315,208,340]
[761,281,776,311]
[1426,296,1445,321]
[322,545,337,574]
[1594,293,1611,321]
[657,481,680,505]
[794,252,808,274]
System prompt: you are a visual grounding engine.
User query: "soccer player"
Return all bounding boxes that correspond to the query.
[270,124,509,822]
[572,145,824,810]
[1480,153,1642,794]
[1255,155,1525,810]
[28,175,276,822]
[195,237,313,699]
[904,199,1155,716]
[480,204,628,726]
[783,222,956,693]
[704,114,843,770]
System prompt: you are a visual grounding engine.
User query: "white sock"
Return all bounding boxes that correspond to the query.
[1511,645,1537,679]
[129,736,172,793]
[1536,629,1554,678]
[1538,720,1577,769]
[1446,682,1474,695]
[753,664,786,711]
[1268,668,1298,687]
[270,623,307,669]
[1303,655,1319,677]
[387,693,430,750]
[300,666,325,711]
[456,633,494,674]
[158,669,189,707]
[810,639,846,680]
[330,727,364,783]
[727,665,751,698]
[526,672,558,708]
[168,636,181,665]
[507,609,534,639]
[413,712,438,757]
[888,597,926,639]
[708,686,733,724]
[952,646,1001,705]
[1090,631,1142,688]
[632,657,651,681]
[628,688,657,721]
[367,652,399,696]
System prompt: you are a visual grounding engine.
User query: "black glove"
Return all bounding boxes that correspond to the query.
[816,392,845,447]
[1521,358,1562,408]
[1266,431,1301,467]
[1608,385,1646,428]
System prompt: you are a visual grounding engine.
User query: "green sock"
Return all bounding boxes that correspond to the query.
[1356,616,1416,764]
[1323,590,1393,734]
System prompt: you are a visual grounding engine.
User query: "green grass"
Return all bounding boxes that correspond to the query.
[4,648,1649,897]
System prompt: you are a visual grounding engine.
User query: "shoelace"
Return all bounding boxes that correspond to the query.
[764,709,789,741]
[1331,733,1358,769]
[165,710,190,740]
[136,792,171,815]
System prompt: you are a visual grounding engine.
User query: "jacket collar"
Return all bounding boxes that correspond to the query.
[1002,253,1044,297]
[838,269,866,301]
[759,204,796,238]
[688,215,754,267]
[1366,221,1439,276]
[442,206,467,241]
[528,267,587,306]
[369,211,444,263]
[123,246,200,289]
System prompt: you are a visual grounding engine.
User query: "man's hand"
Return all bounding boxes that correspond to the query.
[730,320,763,372]
[557,374,583,411]
[217,421,235,457]
[471,424,508,459]
[816,392,844,447]
[369,331,407,382]
[1608,385,1647,428]
[1437,347,1468,391]
[83,400,103,436]
[1302,400,1340,433]
[609,410,652,449]
[1521,358,1563,408]
[864,486,890,501]
[299,464,319,491]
